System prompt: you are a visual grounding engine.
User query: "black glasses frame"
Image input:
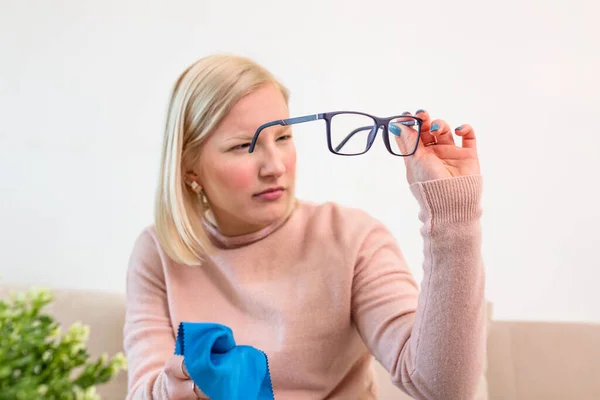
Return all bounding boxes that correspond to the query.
[248,111,423,156]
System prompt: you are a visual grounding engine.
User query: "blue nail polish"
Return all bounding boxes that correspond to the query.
[416,109,426,114]
[431,123,439,132]
[402,111,410,115]
[389,123,401,136]
[456,125,463,131]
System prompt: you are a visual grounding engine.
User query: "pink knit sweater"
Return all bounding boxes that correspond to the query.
[124,175,486,399]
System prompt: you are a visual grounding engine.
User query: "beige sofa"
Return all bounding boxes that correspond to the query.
[1,284,599,399]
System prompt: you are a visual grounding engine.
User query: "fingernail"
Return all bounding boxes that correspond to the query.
[431,123,439,132]
[416,109,426,114]
[456,125,463,131]
[402,111,410,115]
[389,124,401,136]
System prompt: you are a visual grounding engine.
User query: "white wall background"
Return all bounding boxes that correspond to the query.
[1,0,598,323]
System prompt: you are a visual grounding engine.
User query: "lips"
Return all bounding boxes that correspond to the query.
[254,186,285,196]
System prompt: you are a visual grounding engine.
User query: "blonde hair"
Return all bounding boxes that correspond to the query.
[154,54,290,265]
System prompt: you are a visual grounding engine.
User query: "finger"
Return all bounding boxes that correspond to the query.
[415,109,431,130]
[455,124,477,149]
[430,119,455,146]
[414,109,436,146]
[390,112,420,154]
[165,355,189,380]
[391,111,416,128]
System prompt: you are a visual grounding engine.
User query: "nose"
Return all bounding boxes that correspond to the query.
[258,144,286,178]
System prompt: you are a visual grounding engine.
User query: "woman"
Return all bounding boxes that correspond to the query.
[124,54,486,399]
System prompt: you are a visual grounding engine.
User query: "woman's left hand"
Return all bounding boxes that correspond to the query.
[396,110,481,185]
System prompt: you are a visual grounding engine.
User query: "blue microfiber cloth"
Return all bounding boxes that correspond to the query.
[174,322,274,400]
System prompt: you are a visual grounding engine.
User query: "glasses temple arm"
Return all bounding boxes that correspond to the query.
[334,125,376,152]
[249,114,324,153]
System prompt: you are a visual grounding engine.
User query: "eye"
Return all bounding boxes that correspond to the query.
[230,142,251,151]
[277,134,292,142]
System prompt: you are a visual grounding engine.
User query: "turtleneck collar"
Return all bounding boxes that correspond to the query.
[201,200,298,249]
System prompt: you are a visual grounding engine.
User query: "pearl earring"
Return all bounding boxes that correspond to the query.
[189,181,202,194]
[189,181,209,209]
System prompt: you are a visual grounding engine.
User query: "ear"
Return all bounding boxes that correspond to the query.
[184,171,201,189]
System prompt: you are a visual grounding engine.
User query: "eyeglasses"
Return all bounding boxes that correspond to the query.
[249,111,423,156]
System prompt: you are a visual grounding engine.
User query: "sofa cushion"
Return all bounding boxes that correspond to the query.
[487,319,600,400]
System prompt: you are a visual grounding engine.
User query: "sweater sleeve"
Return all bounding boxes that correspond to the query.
[123,229,207,399]
[351,175,486,400]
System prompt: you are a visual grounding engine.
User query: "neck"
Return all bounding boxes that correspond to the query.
[205,199,297,237]
[205,210,268,237]
[202,200,297,249]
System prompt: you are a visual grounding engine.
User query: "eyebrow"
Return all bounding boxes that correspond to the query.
[224,134,254,143]
[223,125,290,142]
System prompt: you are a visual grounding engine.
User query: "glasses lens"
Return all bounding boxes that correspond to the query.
[330,113,377,155]
[388,116,420,155]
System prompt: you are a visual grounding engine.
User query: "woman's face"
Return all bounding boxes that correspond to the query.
[189,83,297,236]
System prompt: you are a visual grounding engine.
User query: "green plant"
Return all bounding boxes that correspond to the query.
[0,286,127,399]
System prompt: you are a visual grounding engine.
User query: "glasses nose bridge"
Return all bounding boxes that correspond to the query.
[367,123,380,144]
[375,120,389,138]
[364,119,387,150]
